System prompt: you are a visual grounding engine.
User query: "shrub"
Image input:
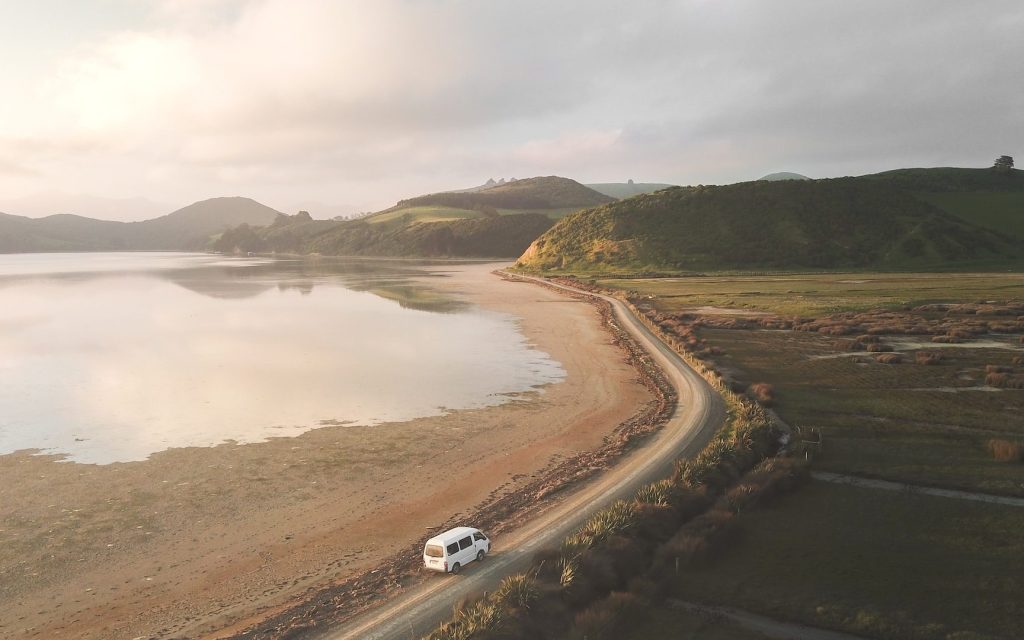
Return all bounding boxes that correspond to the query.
[634,479,676,506]
[430,599,503,640]
[866,343,894,352]
[876,353,902,364]
[532,548,563,584]
[723,483,760,513]
[654,532,709,569]
[632,503,680,542]
[579,500,636,544]
[570,592,643,640]
[495,574,539,610]
[987,439,1024,462]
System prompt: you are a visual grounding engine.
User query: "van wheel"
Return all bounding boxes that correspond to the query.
[450,562,461,575]
[476,550,485,562]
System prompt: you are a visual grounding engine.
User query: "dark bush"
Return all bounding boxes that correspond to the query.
[569,592,643,640]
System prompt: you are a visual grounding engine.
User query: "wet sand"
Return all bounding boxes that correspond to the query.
[0,263,652,639]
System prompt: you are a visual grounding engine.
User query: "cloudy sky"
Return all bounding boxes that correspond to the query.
[0,0,1021,219]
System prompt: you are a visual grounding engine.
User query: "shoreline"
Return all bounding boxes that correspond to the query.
[0,263,655,639]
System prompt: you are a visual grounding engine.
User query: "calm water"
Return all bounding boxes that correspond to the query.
[0,253,565,464]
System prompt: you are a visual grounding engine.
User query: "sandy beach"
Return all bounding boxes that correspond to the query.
[0,263,652,639]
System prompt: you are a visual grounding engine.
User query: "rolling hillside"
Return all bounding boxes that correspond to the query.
[863,167,1024,241]
[0,197,283,253]
[366,176,614,225]
[586,182,676,199]
[213,210,554,258]
[211,176,609,258]
[516,169,1024,273]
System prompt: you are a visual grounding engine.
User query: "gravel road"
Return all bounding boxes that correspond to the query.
[319,274,726,640]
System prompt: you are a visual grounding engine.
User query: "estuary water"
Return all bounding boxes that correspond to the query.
[0,253,565,464]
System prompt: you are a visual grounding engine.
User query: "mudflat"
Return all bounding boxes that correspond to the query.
[0,263,652,639]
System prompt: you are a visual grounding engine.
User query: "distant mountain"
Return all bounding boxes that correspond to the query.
[758,172,810,181]
[0,197,283,253]
[130,197,282,249]
[0,192,169,222]
[516,167,1024,273]
[586,182,677,199]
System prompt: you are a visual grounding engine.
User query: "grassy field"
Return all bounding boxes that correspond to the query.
[621,606,771,640]
[365,205,484,225]
[366,205,580,226]
[496,206,579,219]
[598,273,1024,494]
[584,272,1024,639]
[598,272,1024,316]
[668,481,1024,640]
[700,327,1024,495]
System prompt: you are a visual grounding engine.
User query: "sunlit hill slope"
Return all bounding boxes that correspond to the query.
[516,168,1024,272]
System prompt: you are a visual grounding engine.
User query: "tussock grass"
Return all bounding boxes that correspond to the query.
[876,353,902,364]
[494,574,540,610]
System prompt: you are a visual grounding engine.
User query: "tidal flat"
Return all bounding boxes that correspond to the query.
[0,260,651,639]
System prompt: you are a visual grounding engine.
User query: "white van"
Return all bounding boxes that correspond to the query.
[422,526,490,574]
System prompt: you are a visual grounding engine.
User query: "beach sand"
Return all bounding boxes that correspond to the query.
[0,263,652,639]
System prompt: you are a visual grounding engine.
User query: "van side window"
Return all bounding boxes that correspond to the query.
[446,542,459,555]
[458,536,472,550]
[473,533,486,541]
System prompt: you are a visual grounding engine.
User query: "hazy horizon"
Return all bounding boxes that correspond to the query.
[1,1,1021,219]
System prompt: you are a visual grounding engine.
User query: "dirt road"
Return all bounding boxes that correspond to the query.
[321,274,726,639]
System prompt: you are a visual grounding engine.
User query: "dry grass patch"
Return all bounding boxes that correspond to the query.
[746,383,775,407]
[987,439,1024,463]
[914,351,943,365]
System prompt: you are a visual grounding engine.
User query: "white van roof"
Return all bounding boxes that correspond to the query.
[425,526,479,546]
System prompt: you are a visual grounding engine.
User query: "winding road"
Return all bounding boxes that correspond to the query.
[319,273,726,640]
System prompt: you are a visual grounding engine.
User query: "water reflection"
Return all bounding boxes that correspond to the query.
[0,253,564,464]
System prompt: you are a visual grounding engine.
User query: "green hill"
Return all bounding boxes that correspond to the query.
[0,197,283,253]
[586,182,676,199]
[516,170,1024,273]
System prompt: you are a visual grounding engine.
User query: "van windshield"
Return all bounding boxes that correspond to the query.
[425,544,444,558]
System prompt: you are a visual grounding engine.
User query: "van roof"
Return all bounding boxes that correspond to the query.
[425,526,479,545]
